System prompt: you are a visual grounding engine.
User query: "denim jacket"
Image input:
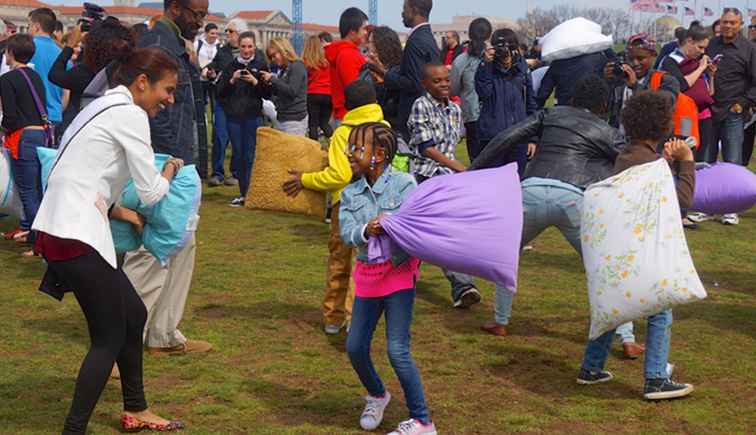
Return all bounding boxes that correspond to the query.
[339,166,417,263]
[138,20,201,165]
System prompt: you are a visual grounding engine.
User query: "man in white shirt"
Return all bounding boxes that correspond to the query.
[194,22,220,107]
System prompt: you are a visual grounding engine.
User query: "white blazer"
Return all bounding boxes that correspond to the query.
[33,86,169,268]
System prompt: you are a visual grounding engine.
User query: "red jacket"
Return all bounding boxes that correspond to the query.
[307,64,331,96]
[325,40,365,120]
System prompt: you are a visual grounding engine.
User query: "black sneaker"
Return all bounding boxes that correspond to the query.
[229,197,245,207]
[453,287,481,308]
[643,378,694,400]
[576,369,613,385]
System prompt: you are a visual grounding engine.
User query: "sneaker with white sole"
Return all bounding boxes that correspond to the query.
[359,392,391,431]
[576,368,613,385]
[229,197,245,207]
[324,324,342,335]
[452,287,481,308]
[687,212,713,223]
[721,213,740,225]
[643,378,694,400]
[387,418,437,435]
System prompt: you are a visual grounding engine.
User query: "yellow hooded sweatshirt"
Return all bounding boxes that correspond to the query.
[301,103,387,204]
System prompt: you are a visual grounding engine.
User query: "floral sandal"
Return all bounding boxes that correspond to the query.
[121,414,185,433]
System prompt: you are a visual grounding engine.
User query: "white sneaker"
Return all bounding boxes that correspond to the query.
[359,391,391,430]
[721,214,740,225]
[687,212,713,223]
[387,419,437,435]
[324,324,342,335]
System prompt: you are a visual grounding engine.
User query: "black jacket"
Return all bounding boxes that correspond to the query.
[536,50,613,108]
[470,106,624,190]
[215,56,272,120]
[385,24,439,137]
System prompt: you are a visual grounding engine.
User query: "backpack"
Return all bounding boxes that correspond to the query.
[649,71,700,149]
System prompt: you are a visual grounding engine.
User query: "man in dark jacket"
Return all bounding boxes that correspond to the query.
[536,50,612,108]
[368,0,439,139]
[122,0,212,357]
[471,75,631,346]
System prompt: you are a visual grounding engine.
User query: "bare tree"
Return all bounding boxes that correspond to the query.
[516,4,635,45]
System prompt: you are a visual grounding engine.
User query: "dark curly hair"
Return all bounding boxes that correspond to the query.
[82,18,135,73]
[371,26,403,68]
[572,74,609,115]
[621,90,675,142]
[348,122,399,164]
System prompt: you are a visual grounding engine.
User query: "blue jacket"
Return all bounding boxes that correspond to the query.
[339,166,416,264]
[475,57,537,142]
[385,24,439,138]
[32,35,63,123]
[536,50,612,108]
[138,20,202,165]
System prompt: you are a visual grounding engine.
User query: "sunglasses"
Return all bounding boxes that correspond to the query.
[184,5,207,21]
[225,29,237,34]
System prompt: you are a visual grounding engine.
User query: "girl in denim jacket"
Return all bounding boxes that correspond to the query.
[340,122,437,435]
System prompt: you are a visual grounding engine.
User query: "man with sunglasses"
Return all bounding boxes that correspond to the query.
[122,0,213,357]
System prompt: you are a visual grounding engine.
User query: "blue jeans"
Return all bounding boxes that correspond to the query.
[10,130,45,242]
[227,116,259,199]
[211,105,237,180]
[715,111,745,165]
[346,289,430,424]
[494,179,583,324]
[582,309,672,380]
[616,322,635,343]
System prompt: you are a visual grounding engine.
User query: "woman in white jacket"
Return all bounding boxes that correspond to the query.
[32,47,186,434]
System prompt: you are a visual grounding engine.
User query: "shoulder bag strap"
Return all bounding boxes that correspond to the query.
[17,67,49,123]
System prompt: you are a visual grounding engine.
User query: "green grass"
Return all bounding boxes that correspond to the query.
[0,150,754,434]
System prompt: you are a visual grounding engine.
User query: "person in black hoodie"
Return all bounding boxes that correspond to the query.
[215,31,271,206]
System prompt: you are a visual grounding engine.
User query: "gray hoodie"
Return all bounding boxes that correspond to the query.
[271,60,308,122]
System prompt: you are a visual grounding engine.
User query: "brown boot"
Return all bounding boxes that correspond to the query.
[146,339,213,356]
[481,321,508,337]
[623,342,645,359]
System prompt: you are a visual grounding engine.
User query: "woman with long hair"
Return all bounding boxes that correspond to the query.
[32,46,186,434]
[367,26,403,130]
[450,17,492,160]
[302,34,333,140]
[262,37,309,136]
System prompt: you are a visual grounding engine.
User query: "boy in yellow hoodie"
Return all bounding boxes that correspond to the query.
[283,80,388,334]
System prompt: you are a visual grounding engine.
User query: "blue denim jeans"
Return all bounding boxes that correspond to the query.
[715,111,745,165]
[494,179,583,324]
[10,129,45,242]
[227,116,259,199]
[582,309,672,380]
[346,289,430,424]
[615,322,636,343]
[211,104,237,180]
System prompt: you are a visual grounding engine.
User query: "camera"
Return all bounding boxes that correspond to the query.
[612,53,629,79]
[78,2,106,32]
[491,34,520,63]
[243,66,265,81]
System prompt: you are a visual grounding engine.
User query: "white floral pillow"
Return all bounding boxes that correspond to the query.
[581,159,707,340]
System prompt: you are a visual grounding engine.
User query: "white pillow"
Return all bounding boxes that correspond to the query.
[0,148,24,219]
[581,159,707,340]
[540,17,614,63]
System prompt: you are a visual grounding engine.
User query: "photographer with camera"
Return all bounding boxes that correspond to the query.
[475,28,537,178]
[50,17,134,135]
[215,31,271,207]
[605,33,679,132]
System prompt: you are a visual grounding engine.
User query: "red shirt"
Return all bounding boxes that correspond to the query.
[325,40,366,120]
[35,232,93,261]
[444,47,455,66]
[307,64,331,96]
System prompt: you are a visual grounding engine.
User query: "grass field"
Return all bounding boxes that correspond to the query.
[0,149,754,435]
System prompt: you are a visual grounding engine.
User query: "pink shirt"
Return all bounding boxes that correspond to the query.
[353,257,421,298]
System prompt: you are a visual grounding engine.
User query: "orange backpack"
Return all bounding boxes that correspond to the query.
[649,71,701,149]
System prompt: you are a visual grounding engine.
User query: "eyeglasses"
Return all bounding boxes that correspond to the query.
[184,5,207,21]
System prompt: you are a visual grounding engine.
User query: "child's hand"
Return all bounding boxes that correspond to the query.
[282,169,304,197]
[365,218,384,237]
[663,138,694,162]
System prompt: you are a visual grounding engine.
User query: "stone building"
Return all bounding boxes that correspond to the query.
[431,15,520,45]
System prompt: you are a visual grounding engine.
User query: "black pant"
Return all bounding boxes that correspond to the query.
[465,121,482,161]
[743,119,755,166]
[695,117,717,163]
[307,94,334,141]
[52,252,148,434]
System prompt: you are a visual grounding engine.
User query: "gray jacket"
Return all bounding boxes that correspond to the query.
[450,52,482,124]
[271,60,308,122]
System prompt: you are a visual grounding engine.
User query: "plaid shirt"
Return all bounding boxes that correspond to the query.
[408,93,463,178]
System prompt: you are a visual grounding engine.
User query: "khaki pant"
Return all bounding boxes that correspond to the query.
[322,203,355,326]
[122,233,196,348]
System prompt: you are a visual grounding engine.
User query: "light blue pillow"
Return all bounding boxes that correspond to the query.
[38,150,201,265]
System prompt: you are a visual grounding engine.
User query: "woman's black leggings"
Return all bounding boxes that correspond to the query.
[52,251,149,434]
[307,93,334,140]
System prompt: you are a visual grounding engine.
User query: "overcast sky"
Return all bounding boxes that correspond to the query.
[51,1,752,28]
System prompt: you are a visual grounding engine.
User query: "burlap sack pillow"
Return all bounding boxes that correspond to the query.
[245,127,328,218]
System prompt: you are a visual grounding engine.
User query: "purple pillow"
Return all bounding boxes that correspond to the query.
[370,164,523,291]
[692,163,756,214]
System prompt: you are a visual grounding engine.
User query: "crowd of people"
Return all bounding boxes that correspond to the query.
[0,0,754,434]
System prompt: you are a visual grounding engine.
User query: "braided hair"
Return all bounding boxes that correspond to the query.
[348,122,399,164]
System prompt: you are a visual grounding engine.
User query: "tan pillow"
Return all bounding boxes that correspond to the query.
[245,127,328,218]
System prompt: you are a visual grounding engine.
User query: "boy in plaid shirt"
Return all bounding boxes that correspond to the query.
[407,63,481,308]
